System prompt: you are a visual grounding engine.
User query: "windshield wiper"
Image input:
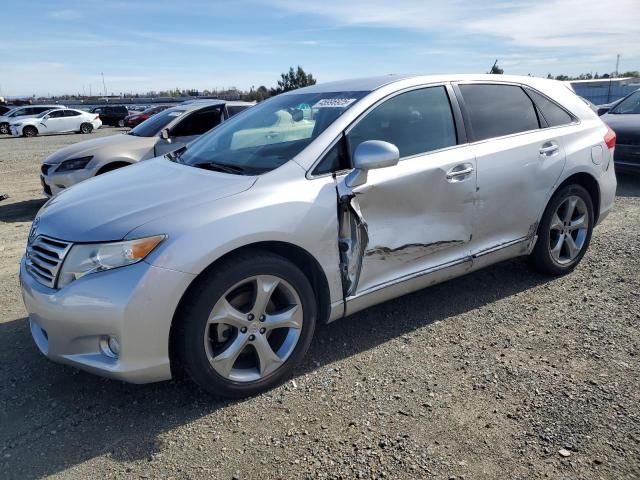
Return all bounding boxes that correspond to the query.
[193,161,246,175]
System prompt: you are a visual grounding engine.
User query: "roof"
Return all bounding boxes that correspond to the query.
[286,74,566,94]
[178,99,254,111]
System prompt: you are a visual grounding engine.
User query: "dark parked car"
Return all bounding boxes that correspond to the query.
[89,105,130,127]
[601,89,640,172]
[124,105,171,128]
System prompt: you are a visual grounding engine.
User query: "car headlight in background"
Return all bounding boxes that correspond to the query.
[55,156,93,172]
[57,235,166,288]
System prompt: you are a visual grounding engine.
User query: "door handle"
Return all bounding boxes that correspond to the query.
[446,165,474,181]
[540,143,559,156]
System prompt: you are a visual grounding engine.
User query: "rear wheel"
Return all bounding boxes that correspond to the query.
[23,126,38,137]
[175,251,317,398]
[529,184,594,275]
[80,123,93,134]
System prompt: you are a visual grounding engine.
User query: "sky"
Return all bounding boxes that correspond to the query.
[1,0,639,97]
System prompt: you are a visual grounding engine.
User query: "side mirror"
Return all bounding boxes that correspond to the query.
[345,140,400,188]
[160,128,170,140]
[597,107,610,116]
[42,115,50,120]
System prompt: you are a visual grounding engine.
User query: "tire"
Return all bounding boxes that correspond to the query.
[175,250,317,398]
[529,184,594,276]
[23,126,38,137]
[80,123,93,134]
[0,123,9,135]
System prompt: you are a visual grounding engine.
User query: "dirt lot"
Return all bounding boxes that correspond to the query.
[0,130,639,480]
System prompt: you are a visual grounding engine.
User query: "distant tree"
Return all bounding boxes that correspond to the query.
[621,70,640,78]
[271,66,316,94]
[489,61,503,74]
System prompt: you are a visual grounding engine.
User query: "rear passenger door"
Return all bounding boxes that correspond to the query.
[455,83,566,255]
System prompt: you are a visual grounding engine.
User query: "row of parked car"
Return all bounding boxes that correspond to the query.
[0,103,179,137]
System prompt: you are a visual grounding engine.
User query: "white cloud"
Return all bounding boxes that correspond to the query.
[48,9,82,20]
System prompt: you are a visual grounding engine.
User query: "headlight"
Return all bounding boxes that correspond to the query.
[56,156,93,172]
[57,235,166,288]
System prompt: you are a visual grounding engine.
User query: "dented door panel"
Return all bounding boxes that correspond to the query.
[339,146,477,297]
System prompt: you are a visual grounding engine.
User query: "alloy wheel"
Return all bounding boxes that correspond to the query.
[204,275,303,382]
[548,195,589,265]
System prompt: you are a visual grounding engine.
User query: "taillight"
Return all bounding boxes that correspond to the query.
[604,126,616,150]
[94,115,100,120]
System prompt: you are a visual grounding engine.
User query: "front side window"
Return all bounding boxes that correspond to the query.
[11,108,29,117]
[128,108,186,137]
[64,110,81,117]
[176,91,368,175]
[34,107,53,114]
[47,110,65,118]
[526,89,574,127]
[459,84,539,141]
[348,86,457,159]
[611,91,640,114]
[171,106,223,137]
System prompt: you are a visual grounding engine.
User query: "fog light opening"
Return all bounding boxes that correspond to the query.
[100,336,120,359]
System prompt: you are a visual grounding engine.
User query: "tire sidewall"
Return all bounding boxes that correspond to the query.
[535,184,594,274]
[179,253,317,398]
[81,123,93,134]
[23,126,37,137]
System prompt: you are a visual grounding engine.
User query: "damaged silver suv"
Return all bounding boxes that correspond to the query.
[21,74,617,397]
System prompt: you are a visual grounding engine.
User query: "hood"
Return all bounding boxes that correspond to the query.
[601,113,640,145]
[44,133,153,165]
[36,158,256,242]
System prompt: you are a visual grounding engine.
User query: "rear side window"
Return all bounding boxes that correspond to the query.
[171,106,224,137]
[348,86,457,159]
[35,107,52,114]
[458,84,539,141]
[526,89,574,127]
[227,105,248,117]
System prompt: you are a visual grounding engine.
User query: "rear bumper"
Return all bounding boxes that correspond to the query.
[20,256,195,383]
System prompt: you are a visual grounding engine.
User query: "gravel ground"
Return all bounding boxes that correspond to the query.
[0,130,639,479]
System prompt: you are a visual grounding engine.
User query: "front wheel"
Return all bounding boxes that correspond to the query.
[529,184,594,275]
[23,126,38,137]
[0,123,9,135]
[175,251,317,398]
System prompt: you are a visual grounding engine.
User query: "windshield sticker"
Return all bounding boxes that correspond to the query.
[167,112,182,117]
[312,98,357,109]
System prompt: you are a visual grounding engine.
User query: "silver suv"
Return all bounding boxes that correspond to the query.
[20,75,617,397]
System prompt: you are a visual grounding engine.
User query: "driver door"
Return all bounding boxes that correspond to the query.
[39,110,66,133]
[341,85,477,300]
[154,106,224,157]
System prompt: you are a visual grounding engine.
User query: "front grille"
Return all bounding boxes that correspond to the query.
[41,164,53,175]
[26,236,73,288]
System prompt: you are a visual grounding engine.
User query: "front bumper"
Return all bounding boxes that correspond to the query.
[41,166,94,197]
[20,256,195,383]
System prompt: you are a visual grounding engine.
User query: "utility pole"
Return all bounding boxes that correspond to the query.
[101,72,107,97]
[615,54,620,77]
[606,54,620,103]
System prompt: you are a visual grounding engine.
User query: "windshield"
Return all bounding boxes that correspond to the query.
[611,91,640,114]
[129,108,185,137]
[176,90,368,174]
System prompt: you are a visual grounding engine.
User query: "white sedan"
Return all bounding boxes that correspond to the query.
[10,108,102,137]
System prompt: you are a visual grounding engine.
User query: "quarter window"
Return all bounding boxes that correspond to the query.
[458,84,539,141]
[348,86,457,158]
[526,89,574,127]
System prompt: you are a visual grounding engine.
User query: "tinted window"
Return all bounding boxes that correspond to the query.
[313,137,350,175]
[64,110,81,117]
[11,108,29,117]
[34,107,54,114]
[459,84,539,141]
[526,89,574,126]
[227,105,249,117]
[348,86,457,158]
[92,107,104,113]
[171,107,223,137]
[48,110,65,118]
